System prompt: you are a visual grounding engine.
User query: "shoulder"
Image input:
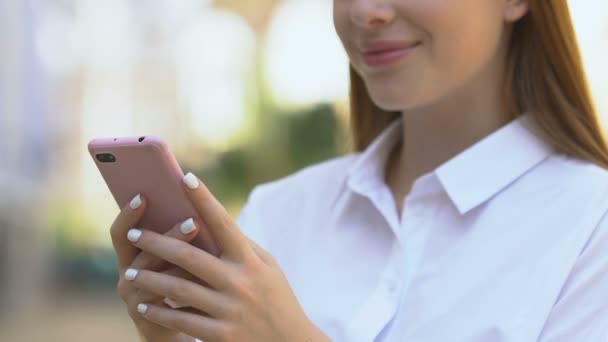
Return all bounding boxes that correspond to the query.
[247,152,359,207]
[496,151,608,243]
[537,152,608,196]
[544,152,608,241]
[235,153,359,235]
[536,156,608,340]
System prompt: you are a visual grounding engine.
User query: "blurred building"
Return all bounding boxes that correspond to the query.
[0,0,51,317]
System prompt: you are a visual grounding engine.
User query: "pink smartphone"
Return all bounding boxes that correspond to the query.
[87,135,220,257]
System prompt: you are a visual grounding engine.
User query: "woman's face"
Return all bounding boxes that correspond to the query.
[333,0,528,111]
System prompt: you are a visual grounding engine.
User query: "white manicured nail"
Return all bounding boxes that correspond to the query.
[124,268,139,281]
[137,303,148,314]
[180,218,196,235]
[127,229,142,242]
[183,172,199,190]
[129,194,142,210]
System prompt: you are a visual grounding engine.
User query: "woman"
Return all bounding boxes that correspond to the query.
[111,0,608,341]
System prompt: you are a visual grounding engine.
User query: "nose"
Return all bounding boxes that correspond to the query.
[351,0,396,30]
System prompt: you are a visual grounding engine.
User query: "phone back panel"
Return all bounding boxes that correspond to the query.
[87,136,220,256]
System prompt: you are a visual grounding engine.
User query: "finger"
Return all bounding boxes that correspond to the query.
[111,193,147,272]
[125,266,204,334]
[130,217,201,271]
[126,269,231,319]
[182,172,253,261]
[127,287,167,317]
[125,267,195,306]
[137,303,225,342]
[245,236,276,266]
[127,228,230,291]
[127,286,177,338]
[130,263,211,311]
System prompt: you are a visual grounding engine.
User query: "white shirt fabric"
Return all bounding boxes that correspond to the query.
[236,113,608,342]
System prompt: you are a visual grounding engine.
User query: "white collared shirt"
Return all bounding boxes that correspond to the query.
[236,113,608,342]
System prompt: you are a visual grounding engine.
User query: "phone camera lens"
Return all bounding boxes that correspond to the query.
[96,153,116,163]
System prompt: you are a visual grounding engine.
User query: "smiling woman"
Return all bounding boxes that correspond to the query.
[232,0,607,341]
[105,1,608,342]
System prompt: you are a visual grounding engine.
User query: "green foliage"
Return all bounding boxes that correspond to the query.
[50,204,100,257]
[183,103,344,206]
[285,104,339,170]
[49,204,119,289]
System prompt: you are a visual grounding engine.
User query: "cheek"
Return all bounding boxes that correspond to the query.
[426,2,505,80]
[332,3,350,47]
[397,1,505,106]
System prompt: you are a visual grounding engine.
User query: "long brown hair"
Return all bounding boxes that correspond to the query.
[348,1,608,169]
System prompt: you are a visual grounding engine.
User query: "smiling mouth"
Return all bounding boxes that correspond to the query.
[361,42,421,68]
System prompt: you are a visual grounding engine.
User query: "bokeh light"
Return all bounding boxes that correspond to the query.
[263,0,349,108]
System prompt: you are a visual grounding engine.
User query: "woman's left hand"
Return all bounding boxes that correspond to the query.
[124,172,331,342]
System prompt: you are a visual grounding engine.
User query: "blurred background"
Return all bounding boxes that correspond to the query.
[0,0,606,341]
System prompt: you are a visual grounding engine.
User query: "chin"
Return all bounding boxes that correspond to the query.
[367,83,441,113]
[365,76,422,108]
[368,91,416,112]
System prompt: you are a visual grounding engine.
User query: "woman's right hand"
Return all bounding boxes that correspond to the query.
[110,194,200,342]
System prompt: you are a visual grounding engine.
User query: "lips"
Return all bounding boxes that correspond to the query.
[360,40,420,68]
[361,40,419,54]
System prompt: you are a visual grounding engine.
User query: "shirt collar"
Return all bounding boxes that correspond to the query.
[347,113,556,215]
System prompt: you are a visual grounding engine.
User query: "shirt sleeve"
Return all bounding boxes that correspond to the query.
[536,209,608,341]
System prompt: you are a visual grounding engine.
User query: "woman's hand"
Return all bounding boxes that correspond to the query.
[123,172,331,342]
[110,194,201,342]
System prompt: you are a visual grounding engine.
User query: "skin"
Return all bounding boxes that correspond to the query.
[111,174,331,342]
[333,0,529,217]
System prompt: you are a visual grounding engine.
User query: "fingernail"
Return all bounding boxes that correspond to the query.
[129,194,142,210]
[127,229,142,242]
[180,218,196,235]
[137,303,148,314]
[183,172,199,190]
[124,268,139,281]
